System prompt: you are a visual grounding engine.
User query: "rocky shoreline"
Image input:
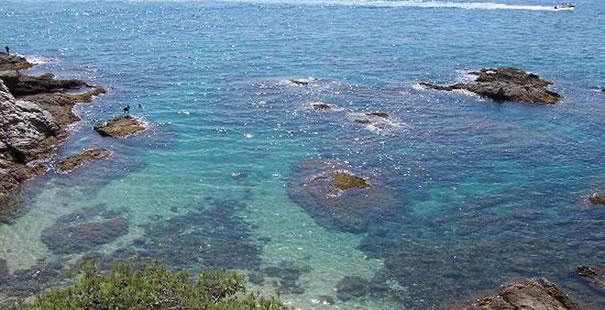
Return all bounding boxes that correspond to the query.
[0,53,144,221]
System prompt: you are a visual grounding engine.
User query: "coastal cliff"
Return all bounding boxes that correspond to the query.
[0,53,104,220]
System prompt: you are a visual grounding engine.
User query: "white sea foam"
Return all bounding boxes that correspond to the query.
[220,0,567,12]
[20,54,55,65]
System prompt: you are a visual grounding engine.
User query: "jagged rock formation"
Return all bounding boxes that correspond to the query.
[421,67,562,104]
[449,278,580,310]
[0,55,105,220]
[0,79,62,216]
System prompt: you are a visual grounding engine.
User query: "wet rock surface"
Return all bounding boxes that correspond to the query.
[588,193,605,205]
[288,78,316,86]
[449,278,580,310]
[421,67,562,104]
[288,160,399,233]
[57,148,111,172]
[576,265,605,291]
[21,87,106,126]
[311,102,333,111]
[94,115,145,137]
[0,53,33,71]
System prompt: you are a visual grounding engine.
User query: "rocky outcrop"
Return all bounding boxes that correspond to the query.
[288,160,398,233]
[94,115,145,137]
[0,79,63,218]
[420,68,562,104]
[588,193,605,205]
[0,70,88,97]
[449,278,580,310]
[0,54,105,221]
[57,148,111,173]
[0,53,33,71]
[311,102,332,111]
[21,87,106,126]
[288,78,316,86]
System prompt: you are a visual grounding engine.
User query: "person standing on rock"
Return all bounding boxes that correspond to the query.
[4,46,9,54]
[123,105,130,115]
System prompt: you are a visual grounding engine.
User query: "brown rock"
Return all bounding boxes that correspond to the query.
[94,115,145,137]
[421,68,562,104]
[327,171,370,191]
[57,148,111,172]
[449,278,580,310]
[0,53,33,71]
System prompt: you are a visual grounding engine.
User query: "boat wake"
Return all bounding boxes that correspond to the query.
[225,0,568,11]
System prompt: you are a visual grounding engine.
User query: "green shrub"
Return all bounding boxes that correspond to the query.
[9,260,288,310]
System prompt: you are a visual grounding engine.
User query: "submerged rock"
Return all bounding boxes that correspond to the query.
[94,115,145,137]
[317,295,335,305]
[0,258,8,281]
[288,160,398,233]
[588,193,605,205]
[449,278,580,310]
[263,261,310,295]
[420,67,562,104]
[0,53,33,71]
[336,276,370,301]
[57,148,111,172]
[345,112,403,132]
[576,265,605,290]
[41,217,128,254]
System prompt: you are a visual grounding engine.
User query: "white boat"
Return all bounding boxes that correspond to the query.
[554,3,575,10]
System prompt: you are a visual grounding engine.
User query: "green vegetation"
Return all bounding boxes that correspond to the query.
[9,260,288,310]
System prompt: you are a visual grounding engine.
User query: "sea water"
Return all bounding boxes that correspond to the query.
[1,0,604,309]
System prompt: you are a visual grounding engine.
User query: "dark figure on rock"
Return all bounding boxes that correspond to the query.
[123,105,130,115]
[4,46,9,54]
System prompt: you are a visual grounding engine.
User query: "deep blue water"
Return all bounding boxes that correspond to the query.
[1,0,604,308]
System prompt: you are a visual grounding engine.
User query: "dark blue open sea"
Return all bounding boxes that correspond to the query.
[1,0,604,308]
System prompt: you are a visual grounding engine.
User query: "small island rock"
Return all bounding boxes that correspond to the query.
[421,67,562,104]
[94,115,145,137]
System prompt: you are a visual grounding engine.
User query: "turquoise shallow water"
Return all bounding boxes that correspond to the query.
[1,0,605,308]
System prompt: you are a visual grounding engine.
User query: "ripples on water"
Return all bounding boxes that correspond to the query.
[1,0,604,308]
